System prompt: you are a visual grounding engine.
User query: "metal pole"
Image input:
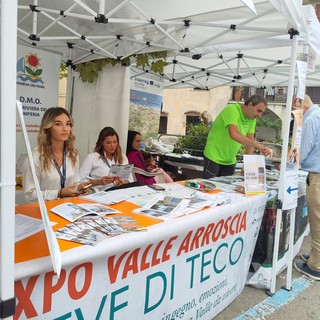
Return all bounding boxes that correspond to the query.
[269,31,299,295]
[0,0,18,318]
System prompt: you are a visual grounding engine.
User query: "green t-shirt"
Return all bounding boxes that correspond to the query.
[204,102,256,165]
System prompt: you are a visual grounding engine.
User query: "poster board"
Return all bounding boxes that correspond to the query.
[129,76,163,139]
[16,44,60,180]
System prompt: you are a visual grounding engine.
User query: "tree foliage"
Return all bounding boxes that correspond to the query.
[175,122,210,156]
[59,63,68,79]
[256,117,282,140]
[75,51,168,83]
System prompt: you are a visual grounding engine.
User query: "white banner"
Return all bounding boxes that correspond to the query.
[16,45,60,175]
[296,60,307,100]
[14,195,267,319]
[72,65,130,165]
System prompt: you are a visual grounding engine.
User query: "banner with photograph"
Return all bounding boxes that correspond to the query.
[16,45,60,178]
[129,76,163,139]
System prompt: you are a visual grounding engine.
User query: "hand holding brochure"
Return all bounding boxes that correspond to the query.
[50,202,120,222]
[109,164,133,180]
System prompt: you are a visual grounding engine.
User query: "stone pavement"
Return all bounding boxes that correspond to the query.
[214,234,320,320]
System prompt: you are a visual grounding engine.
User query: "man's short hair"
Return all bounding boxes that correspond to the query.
[245,94,267,107]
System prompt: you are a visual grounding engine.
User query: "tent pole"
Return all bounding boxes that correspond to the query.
[98,0,105,14]
[284,44,309,291]
[65,44,75,113]
[65,68,75,113]
[0,0,18,318]
[269,30,299,295]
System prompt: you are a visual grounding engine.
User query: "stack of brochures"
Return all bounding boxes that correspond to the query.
[55,216,145,246]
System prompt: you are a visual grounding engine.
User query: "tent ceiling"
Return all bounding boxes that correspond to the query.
[130,46,320,89]
[17,0,320,88]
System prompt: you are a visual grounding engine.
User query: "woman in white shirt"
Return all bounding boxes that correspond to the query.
[79,126,133,191]
[22,107,90,203]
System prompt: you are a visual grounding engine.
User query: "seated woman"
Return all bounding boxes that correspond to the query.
[126,130,173,185]
[79,126,133,191]
[22,107,90,203]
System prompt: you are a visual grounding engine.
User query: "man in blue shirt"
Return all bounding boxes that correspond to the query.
[294,95,320,280]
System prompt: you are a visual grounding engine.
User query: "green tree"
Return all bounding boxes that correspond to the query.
[256,117,282,141]
[175,122,210,156]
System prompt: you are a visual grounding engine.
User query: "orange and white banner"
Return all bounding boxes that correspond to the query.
[14,194,266,319]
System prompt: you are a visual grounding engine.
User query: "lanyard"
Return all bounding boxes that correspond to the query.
[52,148,67,188]
[101,153,111,168]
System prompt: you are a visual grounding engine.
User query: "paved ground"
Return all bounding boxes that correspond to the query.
[214,234,320,320]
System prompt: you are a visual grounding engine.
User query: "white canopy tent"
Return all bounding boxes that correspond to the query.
[130,3,320,89]
[16,0,320,90]
[1,0,320,318]
[131,45,320,90]
[16,0,317,66]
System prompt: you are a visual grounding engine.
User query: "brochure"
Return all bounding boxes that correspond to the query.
[80,190,129,205]
[109,163,133,180]
[134,195,190,219]
[149,196,190,214]
[50,202,120,222]
[55,231,97,246]
[243,155,267,194]
[112,216,146,232]
[15,214,56,242]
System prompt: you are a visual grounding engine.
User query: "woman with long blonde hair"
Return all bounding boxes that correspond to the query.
[23,107,89,202]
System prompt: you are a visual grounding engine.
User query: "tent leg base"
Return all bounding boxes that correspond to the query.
[0,296,16,318]
[281,285,292,291]
[265,289,274,297]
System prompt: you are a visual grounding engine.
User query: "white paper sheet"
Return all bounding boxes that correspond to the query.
[15,214,56,242]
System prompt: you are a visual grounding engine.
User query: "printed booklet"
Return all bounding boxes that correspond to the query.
[109,163,133,180]
[134,195,190,220]
[50,202,120,222]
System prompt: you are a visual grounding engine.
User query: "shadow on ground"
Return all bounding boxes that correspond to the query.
[215,234,320,320]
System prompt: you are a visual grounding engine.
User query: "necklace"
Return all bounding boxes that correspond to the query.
[53,152,62,162]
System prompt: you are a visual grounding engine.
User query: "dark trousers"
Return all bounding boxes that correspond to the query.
[203,156,236,178]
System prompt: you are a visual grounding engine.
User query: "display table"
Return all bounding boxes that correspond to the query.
[14,186,267,320]
[162,153,204,171]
